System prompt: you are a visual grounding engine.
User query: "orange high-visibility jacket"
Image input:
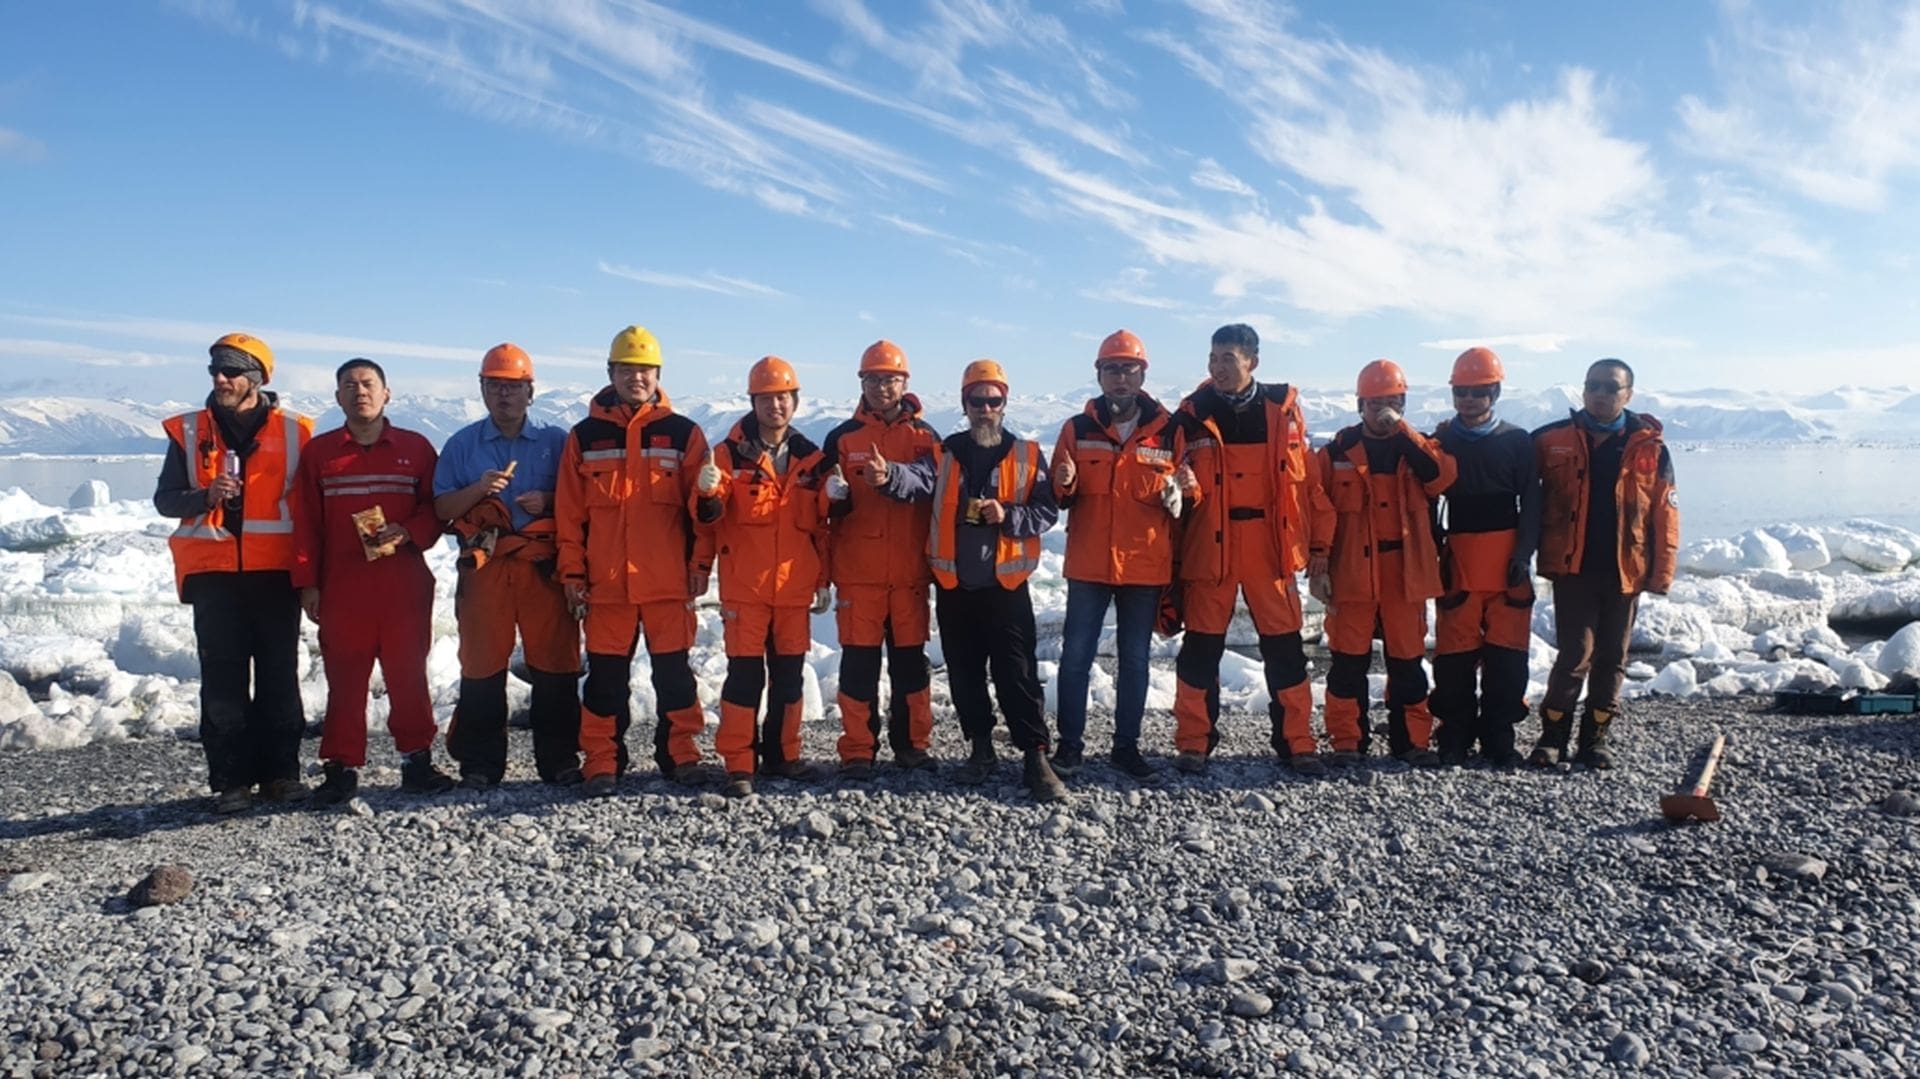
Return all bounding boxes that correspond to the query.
[1052,395,1179,586]
[1315,423,1456,602]
[1533,410,1680,594]
[161,406,314,600]
[691,417,829,608]
[820,396,941,589]
[927,438,1043,590]
[554,387,708,605]
[1173,382,1334,583]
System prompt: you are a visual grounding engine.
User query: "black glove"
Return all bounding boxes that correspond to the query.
[1505,559,1530,589]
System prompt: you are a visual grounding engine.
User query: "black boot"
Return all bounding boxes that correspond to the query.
[400,749,455,794]
[957,739,996,785]
[1576,709,1615,770]
[1023,748,1068,803]
[1529,708,1572,766]
[313,762,359,806]
[1480,715,1522,768]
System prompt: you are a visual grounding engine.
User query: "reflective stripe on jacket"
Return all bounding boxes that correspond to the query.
[1052,395,1178,585]
[554,386,708,605]
[1532,410,1680,593]
[927,439,1042,590]
[692,417,828,608]
[1173,381,1333,584]
[1315,424,1455,602]
[161,406,313,600]
[820,397,941,588]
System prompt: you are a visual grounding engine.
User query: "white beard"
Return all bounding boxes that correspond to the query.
[969,420,1003,447]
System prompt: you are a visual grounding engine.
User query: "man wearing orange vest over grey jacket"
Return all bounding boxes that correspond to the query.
[155,332,314,814]
[877,359,1067,803]
[1312,359,1456,767]
[432,343,581,789]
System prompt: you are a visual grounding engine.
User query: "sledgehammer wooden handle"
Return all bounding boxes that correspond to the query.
[1661,733,1727,822]
[1690,734,1726,797]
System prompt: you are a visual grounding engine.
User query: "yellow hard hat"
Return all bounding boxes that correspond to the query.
[609,325,662,366]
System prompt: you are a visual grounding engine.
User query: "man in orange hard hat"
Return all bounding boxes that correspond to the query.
[819,340,943,778]
[1429,347,1539,767]
[1313,359,1456,768]
[555,326,713,798]
[876,359,1068,802]
[1530,359,1679,770]
[1166,324,1335,775]
[154,333,315,814]
[1050,329,1182,780]
[692,356,832,798]
[432,343,581,789]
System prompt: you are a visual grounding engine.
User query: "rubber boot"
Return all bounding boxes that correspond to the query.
[1023,748,1068,803]
[1529,708,1572,766]
[1576,709,1615,770]
[401,749,456,794]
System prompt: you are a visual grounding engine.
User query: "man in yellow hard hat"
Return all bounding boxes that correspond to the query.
[433,343,581,790]
[154,333,315,814]
[554,326,713,798]
[874,359,1067,803]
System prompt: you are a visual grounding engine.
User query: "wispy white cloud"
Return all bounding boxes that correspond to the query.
[1080,268,1187,311]
[1420,334,1572,355]
[1,312,477,364]
[0,126,47,163]
[597,261,790,299]
[1190,158,1256,198]
[739,99,949,191]
[0,337,176,367]
[1680,1,1920,211]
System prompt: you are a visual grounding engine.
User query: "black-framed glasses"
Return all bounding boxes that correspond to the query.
[966,395,1006,410]
[1097,363,1144,378]
[481,378,529,394]
[1583,380,1626,394]
[860,373,905,387]
[208,365,250,379]
[1452,385,1494,399]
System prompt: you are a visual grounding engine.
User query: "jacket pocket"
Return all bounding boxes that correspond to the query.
[1330,469,1366,514]
[582,462,625,508]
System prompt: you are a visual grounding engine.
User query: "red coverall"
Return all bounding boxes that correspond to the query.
[292,422,443,767]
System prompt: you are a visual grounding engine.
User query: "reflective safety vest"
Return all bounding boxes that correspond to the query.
[926,439,1041,590]
[162,406,314,600]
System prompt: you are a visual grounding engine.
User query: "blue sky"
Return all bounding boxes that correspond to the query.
[2,0,1917,402]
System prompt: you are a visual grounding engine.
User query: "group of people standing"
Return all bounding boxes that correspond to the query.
[155,324,1678,814]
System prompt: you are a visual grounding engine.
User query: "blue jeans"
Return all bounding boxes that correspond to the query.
[1055,580,1159,755]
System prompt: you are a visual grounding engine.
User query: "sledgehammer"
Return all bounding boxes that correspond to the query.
[1660,733,1727,823]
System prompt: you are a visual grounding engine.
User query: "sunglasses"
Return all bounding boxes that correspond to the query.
[1583,380,1627,394]
[1097,363,1144,378]
[1452,385,1494,399]
[966,395,1006,410]
[208,365,252,379]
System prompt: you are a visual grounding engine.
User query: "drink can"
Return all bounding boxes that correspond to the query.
[222,451,241,479]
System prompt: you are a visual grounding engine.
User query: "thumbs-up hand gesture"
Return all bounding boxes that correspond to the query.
[1160,471,1183,518]
[1053,452,1076,490]
[825,463,850,501]
[1173,463,1198,494]
[697,453,724,495]
[866,445,891,487]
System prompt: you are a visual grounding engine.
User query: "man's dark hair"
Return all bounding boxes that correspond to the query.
[1589,358,1633,388]
[336,358,387,386]
[1211,324,1260,354]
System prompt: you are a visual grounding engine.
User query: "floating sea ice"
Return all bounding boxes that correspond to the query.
[1874,621,1920,680]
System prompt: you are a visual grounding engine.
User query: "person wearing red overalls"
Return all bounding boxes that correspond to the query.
[293,358,452,804]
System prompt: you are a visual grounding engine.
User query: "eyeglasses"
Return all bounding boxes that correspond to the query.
[1097,363,1144,378]
[208,365,251,379]
[1583,380,1627,394]
[860,374,905,387]
[965,395,1006,410]
[481,379,529,394]
[1452,385,1494,399]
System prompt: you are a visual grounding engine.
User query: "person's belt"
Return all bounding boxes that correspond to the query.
[1227,507,1266,520]
[1377,539,1405,552]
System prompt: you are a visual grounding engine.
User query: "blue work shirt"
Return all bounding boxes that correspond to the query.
[433,418,568,532]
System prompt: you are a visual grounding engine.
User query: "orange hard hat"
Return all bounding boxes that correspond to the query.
[480,342,534,381]
[859,339,909,376]
[961,358,1009,395]
[1357,358,1408,398]
[749,355,800,395]
[1450,346,1504,386]
[210,332,274,383]
[1096,329,1148,367]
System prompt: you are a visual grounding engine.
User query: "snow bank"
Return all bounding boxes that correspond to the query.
[3,487,1920,750]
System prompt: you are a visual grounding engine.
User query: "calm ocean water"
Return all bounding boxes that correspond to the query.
[4,444,1920,542]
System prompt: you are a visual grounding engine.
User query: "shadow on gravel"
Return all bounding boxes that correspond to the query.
[0,795,315,843]
[1776,716,1920,758]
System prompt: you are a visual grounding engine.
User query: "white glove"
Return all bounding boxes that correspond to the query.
[697,455,723,494]
[825,465,850,501]
[810,587,832,614]
[1379,407,1402,426]
[1160,471,1183,518]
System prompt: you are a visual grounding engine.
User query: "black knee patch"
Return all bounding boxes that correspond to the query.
[889,643,929,694]
[1258,632,1308,691]
[841,645,882,701]
[1428,651,1479,721]
[1326,652,1371,700]
[721,657,767,708]
[581,653,631,716]
[768,655,805,704]
[649,650,698,714]
[1385,656,1429,706]
[1177,632,1227,687]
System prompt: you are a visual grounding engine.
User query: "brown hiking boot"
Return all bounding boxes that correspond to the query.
[1023,749,1068,803]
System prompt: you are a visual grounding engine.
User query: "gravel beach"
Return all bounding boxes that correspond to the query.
[3,697,1918,1076]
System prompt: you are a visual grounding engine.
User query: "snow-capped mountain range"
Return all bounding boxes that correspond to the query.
[0,383,1913,455]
